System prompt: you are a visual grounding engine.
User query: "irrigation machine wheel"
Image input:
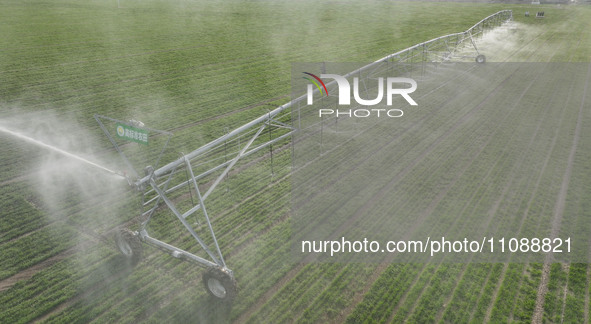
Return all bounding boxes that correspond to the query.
[114,229,143,266]
[202,267,238,302]
[475,54,486,63]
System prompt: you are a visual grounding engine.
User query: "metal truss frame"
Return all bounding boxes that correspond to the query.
[99,9,513,295]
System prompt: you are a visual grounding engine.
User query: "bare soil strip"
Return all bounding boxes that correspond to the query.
[0,217,135,293]
[234,263,306,324]
[0,250,74,293]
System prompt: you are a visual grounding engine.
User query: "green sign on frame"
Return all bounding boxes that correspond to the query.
[116,123,148,145]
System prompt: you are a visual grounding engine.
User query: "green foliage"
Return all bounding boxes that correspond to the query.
[1,0,590,323]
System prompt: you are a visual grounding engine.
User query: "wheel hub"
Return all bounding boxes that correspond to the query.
[207,277,227,299]
[117,239,132,256]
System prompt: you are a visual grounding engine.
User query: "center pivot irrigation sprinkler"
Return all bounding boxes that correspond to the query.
[95,112,294,301]
[379,10,513,66]
[93,10,512,302]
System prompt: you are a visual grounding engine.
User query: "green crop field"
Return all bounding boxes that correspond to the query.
[1,0,590,323]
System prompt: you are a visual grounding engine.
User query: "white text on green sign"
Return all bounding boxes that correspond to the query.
[116,123,148,145]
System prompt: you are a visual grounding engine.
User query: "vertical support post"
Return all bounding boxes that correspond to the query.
[267,112,274,176]
[224,127,229,188]
[149,178,222,266]
[421,44,426,78]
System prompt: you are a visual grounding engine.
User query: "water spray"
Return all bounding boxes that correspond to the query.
[0,125,125,179]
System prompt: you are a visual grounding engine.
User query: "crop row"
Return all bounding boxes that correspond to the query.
[331,49,589,322]
[1,1,590,323]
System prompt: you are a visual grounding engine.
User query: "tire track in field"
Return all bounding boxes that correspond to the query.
[532,61,591,324]
[0,174,29,187]
[551,23,588,324]
[0,216,137,292]
[87,252,200,324]
[546,44,584,324]
[0,250,74,293]
[484,88,559,322]
[525,20,588,321]
[31,254,141,324]
[1,222,52,245]
[234,263,307,324]
[467,69,553,323]
[585,67,591,324]
[383,263,431,323]
[499,95,563,322]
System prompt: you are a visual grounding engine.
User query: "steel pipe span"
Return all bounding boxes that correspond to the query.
[137,9,512,186]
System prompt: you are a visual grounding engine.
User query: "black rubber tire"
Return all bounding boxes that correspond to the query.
[476,54,486,63]
[202,268,238,302]
[114,229,143,267]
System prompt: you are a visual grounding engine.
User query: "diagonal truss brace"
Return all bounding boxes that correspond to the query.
[141,162,180,228]
[142,128,292,207]
[177,123,267,220]
[204,123,266,201]
[139,123,268,270]
[148,177,223,267]
[183,156,226,268]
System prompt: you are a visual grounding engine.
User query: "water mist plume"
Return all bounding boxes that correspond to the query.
[0,125,125,179]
